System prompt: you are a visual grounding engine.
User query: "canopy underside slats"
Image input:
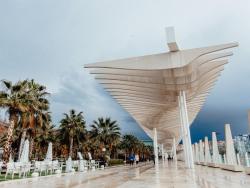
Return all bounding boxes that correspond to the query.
[85,42,238,149]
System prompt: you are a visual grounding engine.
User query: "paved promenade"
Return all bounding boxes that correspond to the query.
[1,161,250,188]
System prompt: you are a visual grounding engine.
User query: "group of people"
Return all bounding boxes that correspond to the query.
[167,155,174,161]
[127,153,175,166]
[128,154,140,165]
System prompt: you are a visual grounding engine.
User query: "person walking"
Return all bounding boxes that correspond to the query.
[135,154,139,165]
[152,154,155,165]
[129,153,134,166]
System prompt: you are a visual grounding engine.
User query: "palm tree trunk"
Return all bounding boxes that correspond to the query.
[29,111,35,129]
[2,120,15,162]
[29,137,34,159]
[69,137,73,158]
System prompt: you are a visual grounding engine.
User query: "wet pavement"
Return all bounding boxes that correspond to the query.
[1,161,250,188]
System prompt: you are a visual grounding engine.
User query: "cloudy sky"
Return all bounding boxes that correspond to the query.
[1,0,250,142]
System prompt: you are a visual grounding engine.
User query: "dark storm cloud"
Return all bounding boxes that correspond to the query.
[51,70,149,139]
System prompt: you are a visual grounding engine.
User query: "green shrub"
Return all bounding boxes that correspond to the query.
[108,159,124,166]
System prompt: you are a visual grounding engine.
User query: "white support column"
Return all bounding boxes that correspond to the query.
[225,124,237,165]
[161,144,164,160]
[178,95,189,167]
[199,140,204,163]
[179,91,194,169]
[212,132,220,164]
[236,153,241,165]
[181,91,194,168]
[204,136,211,164]
[223,154,227,164]
[245,152,250,167]
[153,128,159,166]
[172,137,177,162]
[192,144,196,163]
[195,143,199,163]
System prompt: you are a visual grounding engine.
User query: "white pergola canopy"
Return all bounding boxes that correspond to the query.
[85,27,238,150]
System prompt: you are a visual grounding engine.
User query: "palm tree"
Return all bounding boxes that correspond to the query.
[0,79,50,161]
[25,79,50,129]
[17,79,50,159]
[90,117,121,157]
[0,80,28,124]
[81,132,100,159]
[59,109,86,158]
[119,134,139,155]
[0,80,28,161]
[34,123,56,160]
[144,145,154,159]
[134,141,152,160]
[119,134,153,161]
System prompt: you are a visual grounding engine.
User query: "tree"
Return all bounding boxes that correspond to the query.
[134,141,153,160]
[34,123,57,160]
[90,117,121,157]
[24,80,50,158]
[0,80,28,124]
[0,79,51,161]
[25,79,50,129]
[119,134,153,161]
[16,79,50,159]
[59,109,86,158]
[0,80,28,161]
[119,134,139,154]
